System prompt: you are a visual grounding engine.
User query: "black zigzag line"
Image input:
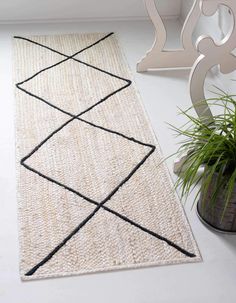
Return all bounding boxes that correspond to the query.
[15,34,196,276]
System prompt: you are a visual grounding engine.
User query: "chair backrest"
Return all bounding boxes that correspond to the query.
[189,0,236,123]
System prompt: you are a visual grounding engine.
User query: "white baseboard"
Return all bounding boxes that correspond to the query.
[0,14,180,25]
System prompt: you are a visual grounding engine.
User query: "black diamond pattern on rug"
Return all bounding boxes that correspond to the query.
[15,33,196,277]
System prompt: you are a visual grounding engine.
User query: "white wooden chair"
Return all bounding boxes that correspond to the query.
[137,0,236,173]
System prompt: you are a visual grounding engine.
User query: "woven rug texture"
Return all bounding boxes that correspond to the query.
[14,32,201,280]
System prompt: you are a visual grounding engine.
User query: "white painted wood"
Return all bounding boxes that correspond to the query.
[174,0,236,174]
[137,0,201,71]
[190,0,236,121]
[181,0,195,21]
[181,0,221,42]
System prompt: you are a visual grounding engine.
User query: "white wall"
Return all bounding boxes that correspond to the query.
[0,0,182,23]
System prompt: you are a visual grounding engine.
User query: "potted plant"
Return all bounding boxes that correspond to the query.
[170,90,236,233]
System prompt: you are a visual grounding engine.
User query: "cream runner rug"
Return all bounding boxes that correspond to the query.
[14,33,201,280]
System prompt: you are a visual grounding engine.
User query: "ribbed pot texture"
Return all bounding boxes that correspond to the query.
[198,173,236,232]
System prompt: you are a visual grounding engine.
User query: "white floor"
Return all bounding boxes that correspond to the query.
[0,20,235,303]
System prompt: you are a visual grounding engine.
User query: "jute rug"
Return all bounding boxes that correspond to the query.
[14,32,201,280]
